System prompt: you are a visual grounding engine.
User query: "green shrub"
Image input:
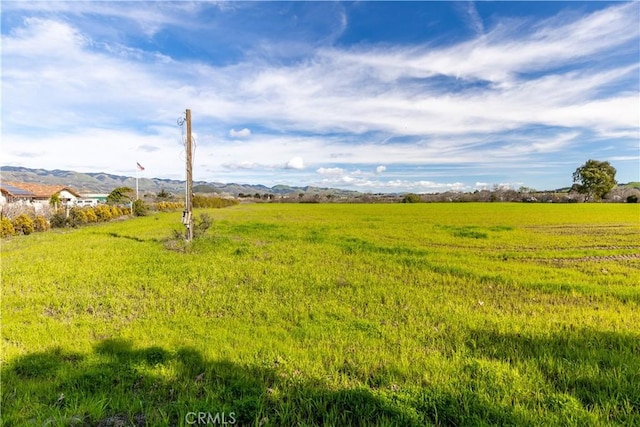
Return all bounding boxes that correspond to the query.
[12,214,35,235]
[132,200,148,217]
[627,195,638,203]
[1,217,15,237]
[402,193,423,203]
[50,212,70,228]
[156,188,171,199]
[194,213,213,238]
[33,216,50,232]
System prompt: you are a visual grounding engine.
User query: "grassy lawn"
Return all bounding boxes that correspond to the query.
[1,203,639,426]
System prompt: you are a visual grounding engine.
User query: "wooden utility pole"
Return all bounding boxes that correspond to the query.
[185,109,194,241]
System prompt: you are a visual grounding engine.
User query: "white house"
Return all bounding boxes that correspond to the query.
[0,182,81,206]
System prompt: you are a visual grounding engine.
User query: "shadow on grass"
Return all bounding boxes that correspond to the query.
[0,340,540,427]
[2,339,421,426]
[6,331,636,426]
[104,231,158,243]
[466,327,640,424]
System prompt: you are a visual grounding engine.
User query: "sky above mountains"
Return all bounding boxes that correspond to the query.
[2,1,638,192]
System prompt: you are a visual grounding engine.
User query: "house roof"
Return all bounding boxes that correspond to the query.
[2,182,81,198]
[1,183,34,197]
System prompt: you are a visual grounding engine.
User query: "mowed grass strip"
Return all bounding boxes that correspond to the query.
[1,203,639,426]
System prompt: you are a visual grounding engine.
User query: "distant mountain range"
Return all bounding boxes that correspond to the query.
[0,166,362,197]
[3,166,637,198]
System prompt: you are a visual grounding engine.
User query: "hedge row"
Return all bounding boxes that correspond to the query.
[1,199,236,238]
[1,206,133,238]
[50,206,132,228]
[1,214,50,237]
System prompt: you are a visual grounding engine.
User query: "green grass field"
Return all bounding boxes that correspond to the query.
[2,203,639,426]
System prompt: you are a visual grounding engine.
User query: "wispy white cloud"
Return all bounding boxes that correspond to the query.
[330,3,638,85]
[0,1,206,37]
[4,4,636,137]
[458,1,484,36]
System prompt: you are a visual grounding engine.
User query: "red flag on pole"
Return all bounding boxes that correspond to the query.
[136,162,145,171]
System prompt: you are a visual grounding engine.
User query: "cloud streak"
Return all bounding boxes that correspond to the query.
[459,1,484,36]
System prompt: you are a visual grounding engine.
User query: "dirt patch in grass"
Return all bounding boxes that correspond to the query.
[97,414,146,427]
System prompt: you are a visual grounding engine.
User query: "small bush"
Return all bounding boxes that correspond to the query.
[12,214,35,235]
[34,216,50,232]
[194,213,213,238]
[157,188,171,199]
[132,200,148,217]
[627,195,638,203]
[50,212,70,228]
[111,206,122,217]
[164,229,190,252]
[1,217,15,237]
[402,193,423,203]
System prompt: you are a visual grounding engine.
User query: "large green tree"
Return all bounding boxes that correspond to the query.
[572,159,617,201]
[106,187,134,204]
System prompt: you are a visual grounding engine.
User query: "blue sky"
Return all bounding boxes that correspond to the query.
[2,1,638,192]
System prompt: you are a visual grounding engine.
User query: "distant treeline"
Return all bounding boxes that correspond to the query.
[239,186,640,204]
